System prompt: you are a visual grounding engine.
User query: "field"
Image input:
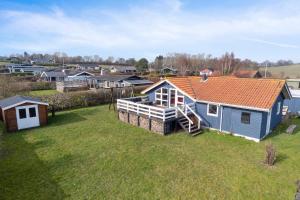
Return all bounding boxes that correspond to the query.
[0,105,300,199]
[29,89,59,97]
[260,64,300,78]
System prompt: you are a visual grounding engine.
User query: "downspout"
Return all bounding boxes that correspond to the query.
[219,105,223,132]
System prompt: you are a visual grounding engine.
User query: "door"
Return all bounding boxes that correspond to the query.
[169,89,176,107]
[16,105,40,130]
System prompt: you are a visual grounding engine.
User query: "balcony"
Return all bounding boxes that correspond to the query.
[117,96,177,121]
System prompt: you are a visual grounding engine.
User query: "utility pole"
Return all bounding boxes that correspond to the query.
[264,62,268,78]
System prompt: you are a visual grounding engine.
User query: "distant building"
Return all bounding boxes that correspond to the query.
[200,68,214,76]
[232,70,262,78]
[88,75,153,89]
[76,63,100,71]
[110,66,136,74]
[284,79,300,115]
[41,69,94,82]
[160,66,177,75]
[6,64,45,75]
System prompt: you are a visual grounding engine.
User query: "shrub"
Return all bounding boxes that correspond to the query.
[30,82,56,91]
[296,180,300,192]
[264,143,276,166]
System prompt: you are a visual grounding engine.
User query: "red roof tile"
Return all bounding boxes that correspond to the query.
[166,76,286,110]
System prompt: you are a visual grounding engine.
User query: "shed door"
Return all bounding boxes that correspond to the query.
[16,105,40,130]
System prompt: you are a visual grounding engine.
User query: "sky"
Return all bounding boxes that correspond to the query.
[0,0,299,62]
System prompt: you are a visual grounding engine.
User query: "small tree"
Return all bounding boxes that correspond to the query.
[264,143,276,166]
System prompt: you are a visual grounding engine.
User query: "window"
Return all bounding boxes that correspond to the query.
[207,104,218,116]
[29,107,36,118]
[155,87,168,107]
[19,109,26,119]
[298,82,300,89]
[241,112,251,124]
[277,102,281,115]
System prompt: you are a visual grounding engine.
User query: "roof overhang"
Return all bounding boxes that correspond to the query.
[1,101,49,111]
[69,71,95,77]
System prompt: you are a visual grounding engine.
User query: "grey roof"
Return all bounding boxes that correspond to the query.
[113,66,136,71]
[0,95,46,109]
[66,70,94,76]
[123,79,153,85]
[42,71,66,77]
[90,75,137,82]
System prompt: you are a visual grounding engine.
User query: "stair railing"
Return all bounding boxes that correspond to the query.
[177,106,194,132]
[185,103,202,129]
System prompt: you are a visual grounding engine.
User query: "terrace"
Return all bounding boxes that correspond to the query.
[117,96,202,134]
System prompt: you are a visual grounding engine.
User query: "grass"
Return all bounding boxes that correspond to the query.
[29,89,59,97]
[0,105,300,199]
[260,64,300,78]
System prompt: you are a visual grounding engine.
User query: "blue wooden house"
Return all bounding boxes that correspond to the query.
[117,76,291,142]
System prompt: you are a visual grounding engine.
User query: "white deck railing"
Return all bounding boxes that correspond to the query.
[117,99,177,121]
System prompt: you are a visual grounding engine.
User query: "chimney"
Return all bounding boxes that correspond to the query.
[201,73,208,82]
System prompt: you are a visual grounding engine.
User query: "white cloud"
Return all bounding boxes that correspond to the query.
[0,0,299,59]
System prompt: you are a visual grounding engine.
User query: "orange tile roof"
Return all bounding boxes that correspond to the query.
[166,76,286,110]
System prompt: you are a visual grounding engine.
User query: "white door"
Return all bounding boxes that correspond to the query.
[16,105,40,130]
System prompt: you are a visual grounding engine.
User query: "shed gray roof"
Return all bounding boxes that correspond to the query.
[0,95,47,109]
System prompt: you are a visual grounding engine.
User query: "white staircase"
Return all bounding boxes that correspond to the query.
[176,103,202,136]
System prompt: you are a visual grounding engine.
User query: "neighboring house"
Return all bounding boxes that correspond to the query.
[64,70,95,81]
[232,70,262,78]
[284,79,300,115]
[286,79,300,89]
[41,70,94,82]
[40,71,66,82]
[110,66,136,74]
[6,64,45,75]
[76,63,100,71]
[88,75,153,89]
[0,95,48,132]
[160,66,178,75]
[117,76,291,142]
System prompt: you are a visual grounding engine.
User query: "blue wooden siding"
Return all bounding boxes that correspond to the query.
[269,94,283,130]
[284,97,300,114]
[220,106,264,139]
[195,102,221,128]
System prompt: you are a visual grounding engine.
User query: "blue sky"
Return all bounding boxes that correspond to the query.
[0,0,299,62]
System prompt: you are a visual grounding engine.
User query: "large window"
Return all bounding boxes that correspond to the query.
[207,104,218,116]
[277,102,281,115]
[241,112,251,124]
[155,88,168,107]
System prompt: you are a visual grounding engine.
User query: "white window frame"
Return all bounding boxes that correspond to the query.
[207,103,219,117]
[277,102,281,115]
[155,87,169,107]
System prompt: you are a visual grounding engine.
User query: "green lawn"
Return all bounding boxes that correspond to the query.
[0,105,300,199]
[29,89,59,97]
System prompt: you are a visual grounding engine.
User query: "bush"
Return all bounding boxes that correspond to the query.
[264,143,276,166]
[30,82,56,91]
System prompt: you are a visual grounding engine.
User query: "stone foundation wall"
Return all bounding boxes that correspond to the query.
[129,113,139,126]
[119,111,129,123]
[150,119,165,135]
[139,116,150,130]
[118,110,174,135]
